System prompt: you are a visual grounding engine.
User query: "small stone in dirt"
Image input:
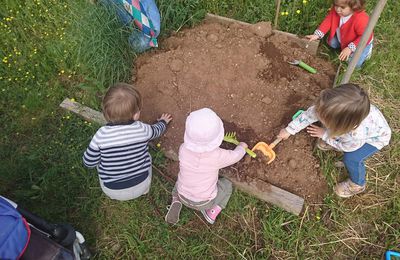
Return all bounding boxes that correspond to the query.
[256,168,265,179]
[169,59,184,72]
[207,34,218,42]
[288,158,298,169]
[164,149,179,161]
[244,155,252,165]
[261,96,273,104]
[251,22,272,38]
[215,44,223,49]
[293,137,302,146]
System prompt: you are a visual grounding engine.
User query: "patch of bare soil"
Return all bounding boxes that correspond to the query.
[134,21,334,203]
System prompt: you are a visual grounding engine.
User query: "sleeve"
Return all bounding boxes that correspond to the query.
[148,120,167,140]
[285,106,319,135]
[321,130,365,152]
[347,14,370,52]
[314,8,335,38]
[83,138,101,168]
[217,146,246,169]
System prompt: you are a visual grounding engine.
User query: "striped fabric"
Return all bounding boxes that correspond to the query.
[83,120,167,190]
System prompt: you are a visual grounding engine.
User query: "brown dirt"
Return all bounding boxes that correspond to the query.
[134,21,334,204]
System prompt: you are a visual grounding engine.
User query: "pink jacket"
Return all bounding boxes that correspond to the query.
[176,144,246,202]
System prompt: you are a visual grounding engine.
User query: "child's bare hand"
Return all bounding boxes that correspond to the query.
[158,113,172,124]
[306,34,319,41]
[339,47,352,61]
[277,129,291,140]
[306,124,325,138]
[239,142,248,149]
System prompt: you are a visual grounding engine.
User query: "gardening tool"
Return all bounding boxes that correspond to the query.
[251,110,304,164]
[223,132,257,158]
[288,60,317,74]
[251,138,282,164]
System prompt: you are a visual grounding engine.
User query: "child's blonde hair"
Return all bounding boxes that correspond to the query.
[102,83,142,124]
[315,83,370,137]
[334,0,365,11]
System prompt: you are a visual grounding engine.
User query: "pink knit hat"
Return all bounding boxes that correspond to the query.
[184,108,224,153]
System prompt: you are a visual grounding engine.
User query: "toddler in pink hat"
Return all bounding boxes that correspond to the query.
[165,108,248,225]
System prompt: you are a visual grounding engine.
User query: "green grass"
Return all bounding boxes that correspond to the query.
[1,0,399,259]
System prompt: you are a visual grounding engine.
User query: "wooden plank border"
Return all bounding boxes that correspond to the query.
[204,13,319,56]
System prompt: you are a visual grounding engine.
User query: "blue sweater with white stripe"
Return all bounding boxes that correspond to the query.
[83,120,167,190]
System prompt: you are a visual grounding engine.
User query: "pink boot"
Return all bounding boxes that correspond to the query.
[201,205,222,224]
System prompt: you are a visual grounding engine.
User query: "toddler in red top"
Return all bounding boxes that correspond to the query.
[306,0,373,68]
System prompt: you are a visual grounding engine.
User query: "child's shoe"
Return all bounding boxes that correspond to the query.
[316,139,334,151]
[334,161,345,168]
[165,195,182,225]
[201,205,222,224]
[316,139,340,151]
[334,179,366,198]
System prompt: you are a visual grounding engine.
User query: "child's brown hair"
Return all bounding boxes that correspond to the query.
[102,83,142,124]
[315,83,370,137]
[334,0,365,11]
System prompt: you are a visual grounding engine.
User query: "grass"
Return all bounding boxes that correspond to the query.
[0,0,399,259]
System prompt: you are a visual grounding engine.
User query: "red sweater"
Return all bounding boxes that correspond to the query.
[314,7,373,52]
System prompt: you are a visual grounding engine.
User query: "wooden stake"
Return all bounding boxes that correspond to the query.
[274,0,282,29]
[341,0,388,84]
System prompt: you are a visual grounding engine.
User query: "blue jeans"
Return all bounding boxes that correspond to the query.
[329,35,373,68]
[102,0,160,52]
[343,143,378,186]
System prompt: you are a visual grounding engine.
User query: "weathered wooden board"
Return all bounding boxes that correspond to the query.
[60,98,304,215]
[60,98,107,125]
[204,13,319,56]
[225,177,304,215]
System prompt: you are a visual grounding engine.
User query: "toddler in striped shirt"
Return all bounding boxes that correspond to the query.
[83,83,172,201]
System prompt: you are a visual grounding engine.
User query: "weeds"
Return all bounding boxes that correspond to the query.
[0,0,399,258]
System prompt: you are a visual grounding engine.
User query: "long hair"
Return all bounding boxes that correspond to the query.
[315,83,370,136]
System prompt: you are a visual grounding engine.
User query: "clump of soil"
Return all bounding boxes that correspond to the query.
[134,21,333,203]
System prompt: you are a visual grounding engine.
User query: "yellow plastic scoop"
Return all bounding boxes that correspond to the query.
[252,110,304,164]
[251,138,282,164]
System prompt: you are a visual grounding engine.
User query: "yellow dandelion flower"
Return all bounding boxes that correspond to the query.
[281,11,285,16]
[156,143,161,147]
[70,98,75,102]
[285,11,289,15]
[303,0,308,4]
[296,10,301,14]
[66,115,70,119]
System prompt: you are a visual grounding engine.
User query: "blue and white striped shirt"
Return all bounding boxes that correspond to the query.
[83,120,167,190]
